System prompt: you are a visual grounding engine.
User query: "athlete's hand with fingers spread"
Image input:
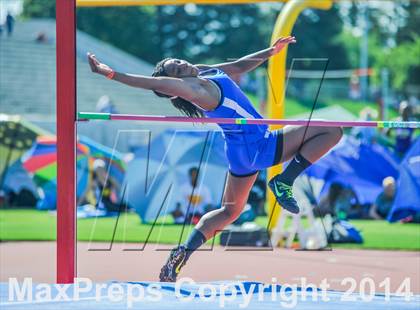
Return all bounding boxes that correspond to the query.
[87,52,113,76]
[270,36,296,55]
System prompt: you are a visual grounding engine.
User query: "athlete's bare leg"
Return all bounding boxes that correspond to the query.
[195,126,343,237]
[280,125,343,163]
[159,172,258,281]
[196,172,258,239]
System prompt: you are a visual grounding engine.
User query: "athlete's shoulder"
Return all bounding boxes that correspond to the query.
[198,67,227,76]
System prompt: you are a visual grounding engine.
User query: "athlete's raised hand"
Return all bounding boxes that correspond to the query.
[271,36,296,55]
[87,52,113,76]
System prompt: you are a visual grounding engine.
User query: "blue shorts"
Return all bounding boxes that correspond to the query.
[225,129,284,177]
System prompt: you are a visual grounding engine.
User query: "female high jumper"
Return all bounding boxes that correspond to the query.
[87,36,343,282]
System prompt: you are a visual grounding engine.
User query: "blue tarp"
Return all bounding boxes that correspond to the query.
[305,136,400,204]
[388,138,420,222]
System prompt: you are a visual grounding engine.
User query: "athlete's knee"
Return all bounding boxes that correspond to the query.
[334,126,344,141]
[221,204,243,221]
[326,126,343,142]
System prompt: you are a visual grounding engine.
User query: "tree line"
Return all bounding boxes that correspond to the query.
[22,0,419,95]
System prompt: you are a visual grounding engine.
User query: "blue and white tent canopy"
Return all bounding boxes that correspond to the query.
[125,130,228,222]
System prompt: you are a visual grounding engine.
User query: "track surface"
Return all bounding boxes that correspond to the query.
[1,242,419,293]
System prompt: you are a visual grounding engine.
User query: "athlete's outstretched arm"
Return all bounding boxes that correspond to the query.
[87,53,199,101]
[196,36,296,76]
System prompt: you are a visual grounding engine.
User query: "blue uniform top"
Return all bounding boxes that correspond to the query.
[198,68,268,144]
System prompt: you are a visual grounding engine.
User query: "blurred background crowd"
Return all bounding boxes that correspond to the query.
[0,1,419,248]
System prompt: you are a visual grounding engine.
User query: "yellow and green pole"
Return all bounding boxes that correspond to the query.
[266,0,333,231]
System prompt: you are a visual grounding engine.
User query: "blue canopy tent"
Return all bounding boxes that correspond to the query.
[125,130,228,222]
[388,138,420,222]
[305,136,399,204]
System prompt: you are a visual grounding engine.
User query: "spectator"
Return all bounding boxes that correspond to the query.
[369,176,396,220]
[6,12,14,37]
[338,187,362,219]
[171,203,186,224]
[83,159,122,212]
[383,101,416,158]
[394,101,415,157]
[314,182,344,217]
[351,107,378,144]
[172,167,214,225]
[95,95,119,114]
[6,188,38,208]
[349,73,361,100]
[35,32,48,43]
[314,182,360,219]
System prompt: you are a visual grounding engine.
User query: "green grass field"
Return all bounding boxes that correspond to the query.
[1,209,418,250]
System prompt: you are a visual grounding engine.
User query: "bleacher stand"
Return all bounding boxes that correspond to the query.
[0,18,181,151]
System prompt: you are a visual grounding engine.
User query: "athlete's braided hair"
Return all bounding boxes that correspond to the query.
[152,58,203,118]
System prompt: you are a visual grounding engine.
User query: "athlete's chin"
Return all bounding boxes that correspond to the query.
[188,68,198,76]
[181,71,199,78]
